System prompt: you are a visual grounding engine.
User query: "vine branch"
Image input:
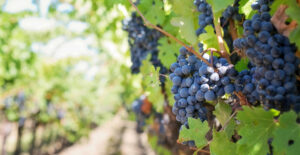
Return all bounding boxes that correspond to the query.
[127,0,213,67]
[177,140,211,154]
[202,48,223,56]
[228,19,239,41]
[213,17,232,64]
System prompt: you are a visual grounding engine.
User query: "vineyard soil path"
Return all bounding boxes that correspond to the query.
[59,110,155,155]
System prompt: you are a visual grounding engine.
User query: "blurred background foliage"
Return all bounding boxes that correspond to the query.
[0,0,142,154]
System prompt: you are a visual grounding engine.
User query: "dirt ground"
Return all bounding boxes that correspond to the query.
[59,111,156,155]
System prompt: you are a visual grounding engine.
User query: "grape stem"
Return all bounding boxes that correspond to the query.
[127,0,213,67]
[191,147,210,154]
[159,73,168,78]
[229,19,239,41]
[177,140,211,154]
[203,48,222,56]
[212,16,232,64]
[234,91,251,107]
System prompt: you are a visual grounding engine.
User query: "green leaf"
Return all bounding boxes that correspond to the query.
[289,24,300,49]
[273,111,300,155]
[199,26,220,50]
[169,0,198,45]
[270,0,282,15]
[179,118,210,148]
[103,0,130,9]
[236,107,276,155]
[140,59,164,112]
[285,1,300,23]
[234,58,249,72]
[148,135,172,155]
[236,22,244,37]
[210,129,237,155]
[165,78,175,106]
[171,17,198,45]
[239,0,257,19]
[207,0,235,18]
[157,37,180,68]
[213,103,235,138]
[138,0,166,25]
[170,0,195,17]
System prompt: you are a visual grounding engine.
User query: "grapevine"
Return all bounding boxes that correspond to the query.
[1,0,300,155]
[124,0,300,154]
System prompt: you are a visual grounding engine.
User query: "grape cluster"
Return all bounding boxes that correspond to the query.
[194,0,214,36]
[122,12,167,77]
[233,0,300,111]
[170,0,241,126]
[170,47,237,125]
[234,68,260,104]
[222,0,243,23]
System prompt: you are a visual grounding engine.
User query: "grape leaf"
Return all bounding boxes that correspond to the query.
[162,14,181,36]
[236,22,244,37]
[148,135,172,155]
[179,118,209,148]
[234,58,249,72]
[140,59,164,112]
[138,0,165,25]
[207,0,235,18]
[103,0,130,9]
[170,0,195,17]
[285,1,300,49]
[199,26,220,50]
[157,37,180,68]
[213,103,235,138]
[239,0,257,19]
[165,78,175,106]
[289,27,300,49]
[270,0,282,15]
[169,0,198,45]
[171,17,198,45]
[236,107,276,155]
[273,111,300,155]
[210,129,237,155]
[285,0,300,23]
